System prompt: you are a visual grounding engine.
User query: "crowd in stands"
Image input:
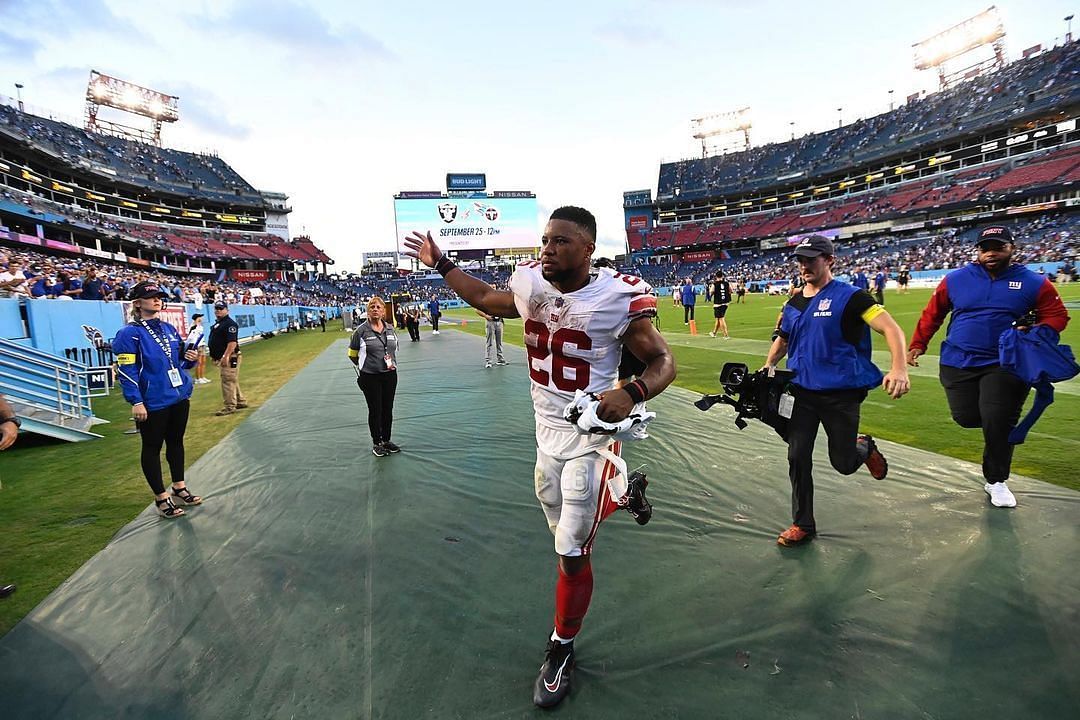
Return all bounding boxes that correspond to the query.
[5,213,1075,321]
[642,143,1080,252]
[659,41,1080,198]
[0,104,257,202]
[0,248,346,307]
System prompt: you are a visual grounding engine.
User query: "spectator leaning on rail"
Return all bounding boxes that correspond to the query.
[113,282,202,519]
[763,235,910,547]
[908,225,1070,509]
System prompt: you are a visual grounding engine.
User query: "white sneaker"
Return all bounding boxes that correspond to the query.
[984,481,1016,508]
[485,362,492,368]
[708,331,716,337]
[433,330,440,335]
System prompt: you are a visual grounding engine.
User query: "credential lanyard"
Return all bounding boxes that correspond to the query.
[139,320,177,369]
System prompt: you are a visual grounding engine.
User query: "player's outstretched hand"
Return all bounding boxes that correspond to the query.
[402,231,443,268]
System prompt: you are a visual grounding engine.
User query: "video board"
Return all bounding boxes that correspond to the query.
[394,193,539,252]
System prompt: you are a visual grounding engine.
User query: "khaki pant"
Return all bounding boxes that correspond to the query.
[219,364,246,410]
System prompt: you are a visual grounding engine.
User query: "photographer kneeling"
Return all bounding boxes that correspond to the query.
[763,236,910,546]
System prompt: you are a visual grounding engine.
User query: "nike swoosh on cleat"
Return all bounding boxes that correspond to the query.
[544,655,571,693]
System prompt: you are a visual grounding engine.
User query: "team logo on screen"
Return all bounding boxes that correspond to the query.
[484,206,499,221]
[438,203,458,223]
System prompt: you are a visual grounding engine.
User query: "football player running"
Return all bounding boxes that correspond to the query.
[404,206,676,708]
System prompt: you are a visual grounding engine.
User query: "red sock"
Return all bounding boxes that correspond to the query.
[554,562,594,640]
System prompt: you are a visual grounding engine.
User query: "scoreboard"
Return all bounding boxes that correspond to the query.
[394,191,539,252]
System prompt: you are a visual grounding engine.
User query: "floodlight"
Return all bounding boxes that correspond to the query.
[914,6,1004,70]
[84,70,179,145]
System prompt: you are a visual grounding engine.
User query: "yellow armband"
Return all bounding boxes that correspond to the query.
[861,304,885,324]
[348,348,359,358]
[116,353,137,365]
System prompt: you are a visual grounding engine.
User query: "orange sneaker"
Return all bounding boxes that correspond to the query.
[858,434,888,480]
[777,525,815,546]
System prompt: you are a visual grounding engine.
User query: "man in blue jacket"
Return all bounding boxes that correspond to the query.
[680,278,696,325]
[908,225,1070,508]
[427,295,441,334]
[764,235,911,546]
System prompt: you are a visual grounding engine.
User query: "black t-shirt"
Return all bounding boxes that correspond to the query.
[711,280,732,304]
[779,289,878,346]
[208,315,239,359]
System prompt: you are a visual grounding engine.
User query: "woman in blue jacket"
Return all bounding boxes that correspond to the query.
[113,282,201,518]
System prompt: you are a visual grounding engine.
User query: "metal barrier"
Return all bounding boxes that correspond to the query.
[0,336,110,431]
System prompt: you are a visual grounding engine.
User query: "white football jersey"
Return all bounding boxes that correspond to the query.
[509,261,657,448]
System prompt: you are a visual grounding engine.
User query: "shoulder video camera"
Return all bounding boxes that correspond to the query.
[695,362,794,435]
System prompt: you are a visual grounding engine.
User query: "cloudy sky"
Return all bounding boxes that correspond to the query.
[0,0,1075,270]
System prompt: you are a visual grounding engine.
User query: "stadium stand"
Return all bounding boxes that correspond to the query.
[657,42,1080,200]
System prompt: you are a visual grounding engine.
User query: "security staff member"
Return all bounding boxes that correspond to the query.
[763,235,910,546]
[908,225,1069,508]
[208,301,248,416]
[708,270,733,338]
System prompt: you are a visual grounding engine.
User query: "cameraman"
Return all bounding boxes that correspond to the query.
[763,236,910,547]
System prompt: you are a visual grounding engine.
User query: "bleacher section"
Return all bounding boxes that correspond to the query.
[640,142,1080,252]
[0,105,257,202]
[658,42,1080,200]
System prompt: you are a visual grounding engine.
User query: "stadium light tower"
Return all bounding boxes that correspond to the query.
[837,107,843,128]
[84,70,179,146]
[913,7,1006,91]
[14,83,23,112]
[1066,14,1074,44]
[690,106,752,158]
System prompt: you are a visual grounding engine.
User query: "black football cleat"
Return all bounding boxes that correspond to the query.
[533,638,575,708]
[625,471,652,525]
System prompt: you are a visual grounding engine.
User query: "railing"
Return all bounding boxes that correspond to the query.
[0,337,110,426]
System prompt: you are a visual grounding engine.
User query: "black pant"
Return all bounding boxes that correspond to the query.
[137,399,190,495]
[939,364,1030,483]
[785,387,867,532]
[406,319,420,341]
[357,371,397,444]
[683,304,695,323]
[431,315,439,332]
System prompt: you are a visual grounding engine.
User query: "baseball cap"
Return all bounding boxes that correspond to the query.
[129,281,169,300]
[976,225,1014,246]
[192,312,204,320]
[213,301,228,309]
[792,235,835,258]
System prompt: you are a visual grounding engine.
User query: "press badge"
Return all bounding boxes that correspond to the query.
[384,354,395,370]
[168,368,183,387]
[778,391,794,419]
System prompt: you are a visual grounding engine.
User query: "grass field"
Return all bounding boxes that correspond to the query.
[1,284,1077,636]
[0,327,343,635]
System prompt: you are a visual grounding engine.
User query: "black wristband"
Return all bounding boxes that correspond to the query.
[623,379,647,404]
[0,416,21,429]
[435,256,457,277]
